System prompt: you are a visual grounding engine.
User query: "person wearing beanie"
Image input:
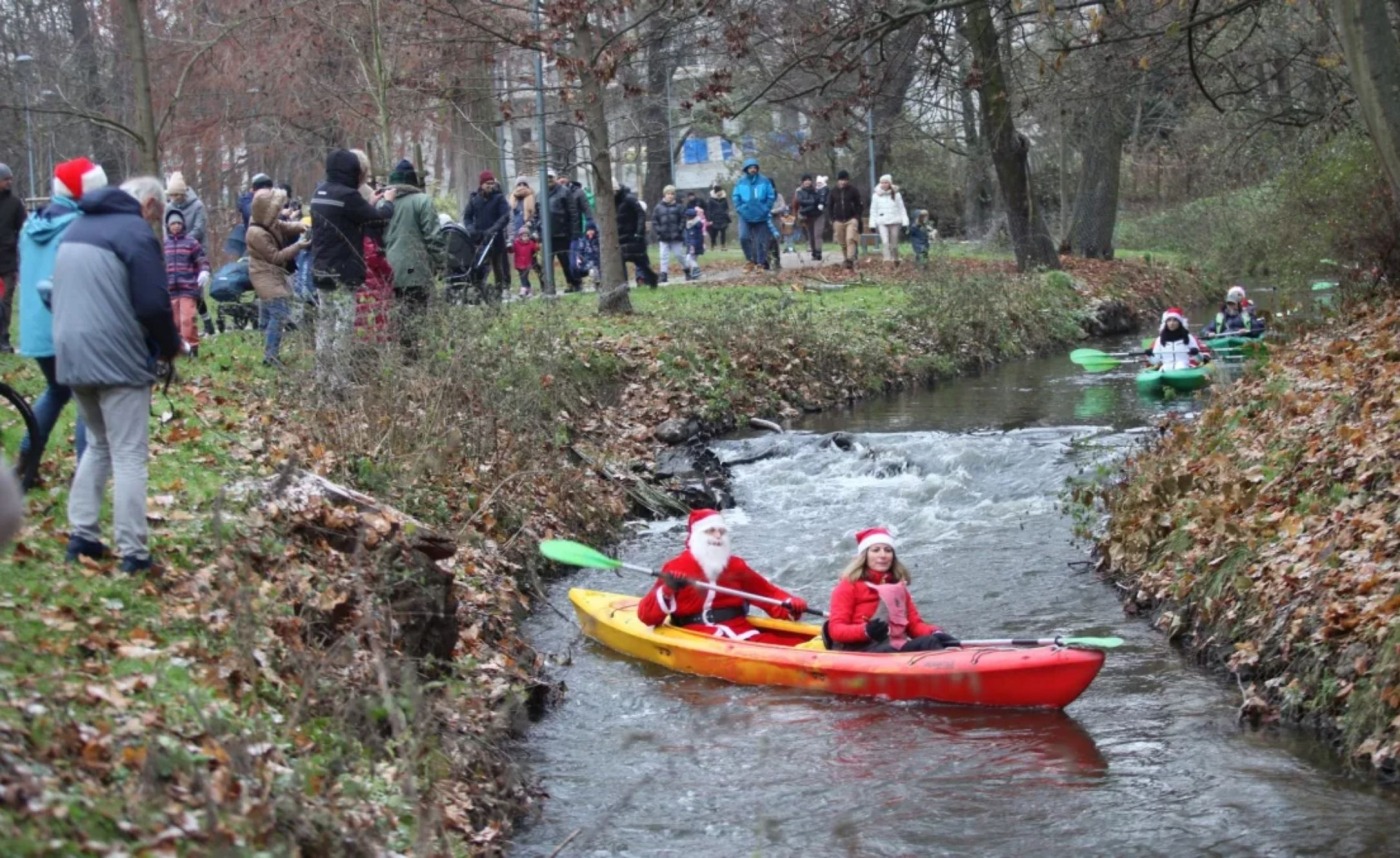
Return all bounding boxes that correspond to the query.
[0,162,29,352]
[163,208,210,356]
[16,157,105,483]
[650,184,689,284]
[869,173,910,264]
[1203,285,1265,338]
[309,149,395,393]
[637,509,811,643]
[384,158,444,343]
[388,158,421,188]
[461,169,510,296]
[1148,307,1207,371]
[825,528,960,652]
[827,170,863,270]
[237,172,276,230]
[164,171,215,335]
[705,183,731,250]
[793,173,825,262]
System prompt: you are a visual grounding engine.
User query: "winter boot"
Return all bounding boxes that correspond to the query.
[659,272,669,285]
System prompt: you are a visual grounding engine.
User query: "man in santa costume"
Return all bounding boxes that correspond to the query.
[637,509,809,644]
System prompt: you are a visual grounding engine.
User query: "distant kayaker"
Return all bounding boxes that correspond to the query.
[638,509,809,644]
[1203,285,1265,337]
[825,528,961,652]
[1149,308,1207,371]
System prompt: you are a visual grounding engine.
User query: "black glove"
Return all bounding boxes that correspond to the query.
[660,573,690,592]
[932,632,961,648]
[865,617,889,643]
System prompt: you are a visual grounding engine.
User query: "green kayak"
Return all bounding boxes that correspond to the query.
[1136,364,1213,394]
[1203,334,1267,354]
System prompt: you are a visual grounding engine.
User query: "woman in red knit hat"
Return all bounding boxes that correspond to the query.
[825,527,960,652]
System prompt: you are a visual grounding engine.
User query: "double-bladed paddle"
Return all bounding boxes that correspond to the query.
[957,636,1125,649]
[539,538,827,617]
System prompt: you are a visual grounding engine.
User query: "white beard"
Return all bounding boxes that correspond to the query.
[688,531,731,581]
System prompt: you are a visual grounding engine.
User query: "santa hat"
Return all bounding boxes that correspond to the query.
[855,527,895,554]
[687,508,726,535]
[1160,307,1188,328]
[52,157,107,201]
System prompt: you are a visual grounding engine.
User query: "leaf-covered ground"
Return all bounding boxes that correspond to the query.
[1093,295,1400,778]
[0,258,1208,854]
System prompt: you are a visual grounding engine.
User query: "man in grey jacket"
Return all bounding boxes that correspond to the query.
[52,176,182,573]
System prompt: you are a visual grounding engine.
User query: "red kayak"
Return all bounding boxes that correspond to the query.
[571,588,1107,709]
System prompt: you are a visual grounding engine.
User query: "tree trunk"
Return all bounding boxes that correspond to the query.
[118,0,160,174]
[576,22,631,314]
[962,0,1059,271]
[870,19,927,177]
[449,37,500,203]
[1067,98,1130,259]
[640,37,673,207]
[70,0,123,176]
[1333,0,1400,206]
[955,9,994,238]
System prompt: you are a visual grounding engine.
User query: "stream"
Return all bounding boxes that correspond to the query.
[512,297,1398,857]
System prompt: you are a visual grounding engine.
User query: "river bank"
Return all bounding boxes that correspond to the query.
[1090,292,1400,781]
[0,257,1208,854]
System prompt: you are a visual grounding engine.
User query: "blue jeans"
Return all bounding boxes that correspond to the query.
[739,220,770,268]
[23,356,87,464]
[260,297,290,361]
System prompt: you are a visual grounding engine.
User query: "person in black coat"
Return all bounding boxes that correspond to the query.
[0,164,29,352]
[547,171,582,292]
[309,149,394,392]
[705,185,731,250]
[615,186,658,288]
[462,170,511,293]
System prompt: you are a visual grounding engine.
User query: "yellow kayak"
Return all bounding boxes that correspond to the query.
[570,588,1106,709]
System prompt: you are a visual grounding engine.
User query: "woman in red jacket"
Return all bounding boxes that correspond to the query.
[826,528,960,652]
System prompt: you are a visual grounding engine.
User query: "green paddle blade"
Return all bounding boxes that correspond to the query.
[1142,337,1155,351]
[539,539,623,570]
[1069,348,1112,364]
[1063,636,1125,649]
[1311,280,1337,291]
[1081,359,1123,374]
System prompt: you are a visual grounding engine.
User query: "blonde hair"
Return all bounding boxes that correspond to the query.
[837,548,912,584]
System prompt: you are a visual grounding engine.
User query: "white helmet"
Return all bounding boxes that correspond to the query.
[1226,285,1247,304]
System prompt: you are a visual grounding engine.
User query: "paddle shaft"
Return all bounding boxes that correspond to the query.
[632,563,829,618]
[958,636,1121,648]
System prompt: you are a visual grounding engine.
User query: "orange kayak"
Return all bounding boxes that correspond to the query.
[570,588,1106,709]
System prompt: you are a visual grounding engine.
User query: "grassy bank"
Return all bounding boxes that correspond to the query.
[0,257,1205,854]
[1089,294,1400,779]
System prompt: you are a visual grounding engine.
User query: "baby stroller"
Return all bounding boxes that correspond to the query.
[440,222,502,305]
[211,226,259,330]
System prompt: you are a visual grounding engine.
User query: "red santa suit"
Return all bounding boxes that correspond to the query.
[637,509,804,645]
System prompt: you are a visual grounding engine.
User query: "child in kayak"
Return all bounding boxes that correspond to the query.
[825,528,960,652]
[638,509,808,644]
[1202,285,1265,337]
[1149,308,1207,371]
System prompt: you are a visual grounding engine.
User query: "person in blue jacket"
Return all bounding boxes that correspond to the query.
[16,157,103,486]
[733,158,777,271]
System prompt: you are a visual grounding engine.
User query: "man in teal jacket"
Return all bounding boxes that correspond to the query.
[732,157,776,270]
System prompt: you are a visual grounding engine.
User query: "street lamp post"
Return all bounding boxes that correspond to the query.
[15,55,37,200]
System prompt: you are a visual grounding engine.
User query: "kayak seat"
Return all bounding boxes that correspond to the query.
[792,622,831,651]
